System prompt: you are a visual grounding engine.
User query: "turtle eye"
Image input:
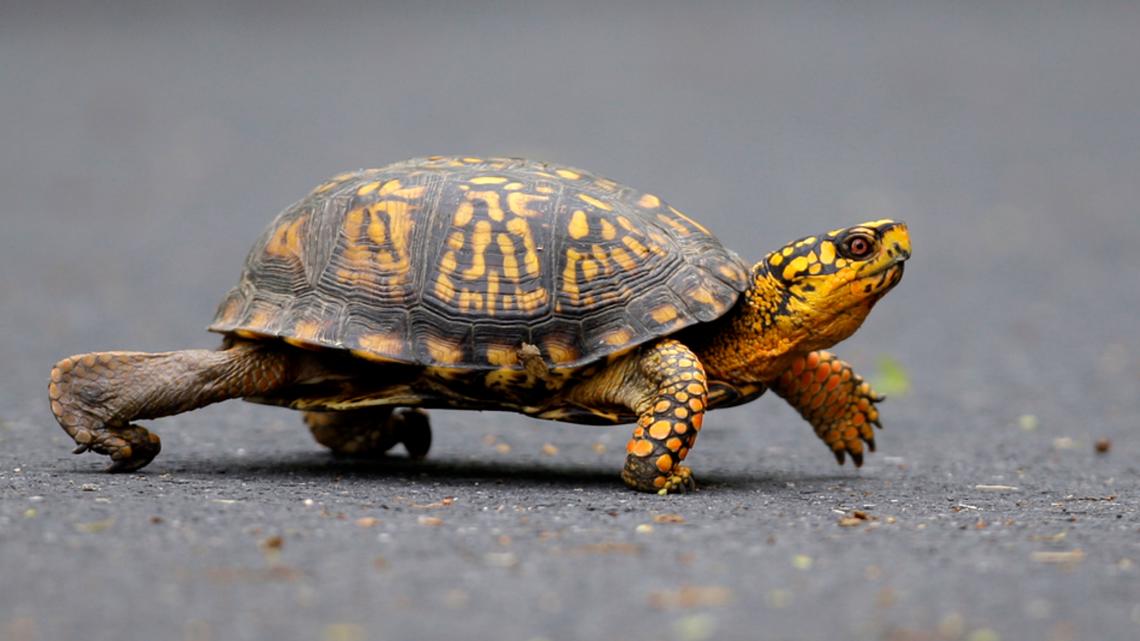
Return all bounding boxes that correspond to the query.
[840,233,876,260]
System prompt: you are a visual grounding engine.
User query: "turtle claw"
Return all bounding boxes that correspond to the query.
[656,466,696,495]
[72,444,90,455]
[834,449,846,465]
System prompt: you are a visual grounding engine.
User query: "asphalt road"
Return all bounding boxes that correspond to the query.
[2,3,1138,641]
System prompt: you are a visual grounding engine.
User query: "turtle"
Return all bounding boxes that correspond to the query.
[48,156,910,493]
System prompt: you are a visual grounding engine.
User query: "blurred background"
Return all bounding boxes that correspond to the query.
[2,2,1138,640]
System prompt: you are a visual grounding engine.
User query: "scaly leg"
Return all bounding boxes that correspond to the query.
[49,343,291,472]
[594,339,707,494]
[769,350,884,466]
[304,407,432,459]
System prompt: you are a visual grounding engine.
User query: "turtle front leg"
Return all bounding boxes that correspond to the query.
[304,407,432,460]
[49,343,291,472]
[564,338,709,494]
[769,350,883,466]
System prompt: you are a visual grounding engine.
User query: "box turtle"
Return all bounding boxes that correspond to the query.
[49,156,910,493]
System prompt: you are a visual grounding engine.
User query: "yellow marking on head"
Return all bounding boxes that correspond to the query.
[424,336,464,364]
[356,182,380,196]
[819,241,836,264]
[467,190,505,222]
[555,168,581,180]
[462,220,493,279]
[827,228,843,237]
[603,327,633,346]
[506,217,541,275]
[484,345,519,366]
[809,262,822,275]
[434,273,456,302]
[507,192,549,218]
[568,209,590,239]
[265,216,306,260]
[497,233,520,279]
[782,255,810,281]
[469,176,507,185]
[768,252,784,266]
[796,236,817,248]
[651,305,678,324]
[504,182,523,191]
[638,193,661,209]
[356,333,404,356]
[598,219,617,240]
[782,246,794,256]
[578,193,613,211]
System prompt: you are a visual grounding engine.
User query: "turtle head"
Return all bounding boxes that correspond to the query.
[758,219,910,351]
[681,219,910,384]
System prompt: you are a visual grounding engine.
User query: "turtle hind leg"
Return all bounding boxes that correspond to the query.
[49,343,291,472]
[304,407,432,460]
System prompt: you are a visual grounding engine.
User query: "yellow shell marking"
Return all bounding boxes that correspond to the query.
[506,217,541,275]
[467,190,505,221]
[265,216,305,260]
[599,218,617,240]
[568,210,590,239]
[555,169,581,180]
[497,233,520,279]
[485,345,520,366]
[356,181,380,196]
[668,206,711,234]
[355,333,404,357]
[651,305,678,324]
[378,179,426,200]
[544,340,578,364]
[578,193,613,211]
[424,336,464,364]
[469,176,508,185]
[609,247,637,271]
[562,248,583,300]
[507,192,548,218]
[638,193,661,209]
[461,220,493,279]
[603,328,633,346]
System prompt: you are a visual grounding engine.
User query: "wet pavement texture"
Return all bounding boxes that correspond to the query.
[2,3,1138,641]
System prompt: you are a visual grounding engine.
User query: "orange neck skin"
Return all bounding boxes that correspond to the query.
[692,263,875,385]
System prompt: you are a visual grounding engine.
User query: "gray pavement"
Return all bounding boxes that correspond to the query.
[2,3,1138,640]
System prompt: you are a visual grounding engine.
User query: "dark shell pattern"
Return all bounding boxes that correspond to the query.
[210,156,750,371]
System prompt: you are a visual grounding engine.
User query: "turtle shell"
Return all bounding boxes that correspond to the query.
[210,156,749,370]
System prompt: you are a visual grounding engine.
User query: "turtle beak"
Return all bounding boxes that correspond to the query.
[878,222,911,266]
